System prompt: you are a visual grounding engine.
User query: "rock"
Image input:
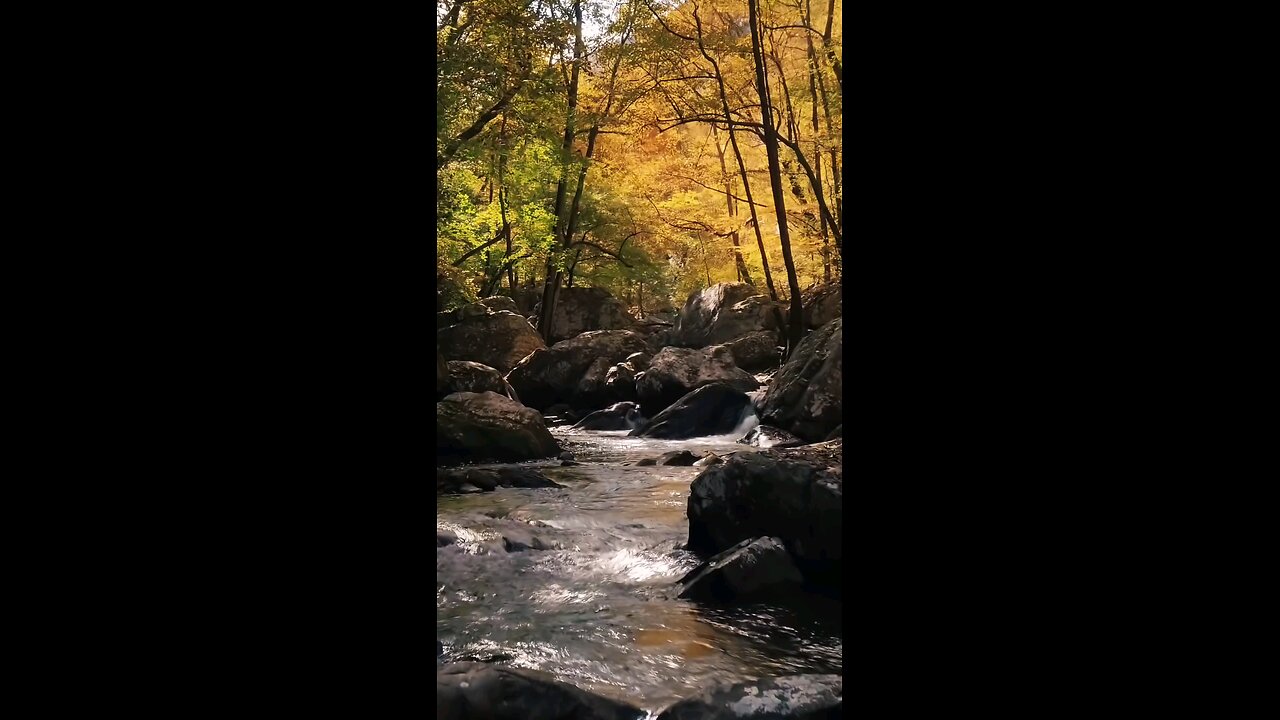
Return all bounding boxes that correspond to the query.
[531,286,636,344]
[635,457,657,466]
[477,295,519,314]
[655,674,842,720]
[738,425,805,448]
[437,640,444,658]
[437,350,452,398]
[693,452,722,467]
[603,362,638,403]
[437,662,644,720]
[438,309,547,374]
[437,530,458,547]
[626,352,652,371]
[656,450,699,466]
[802,282,842,329]
[558,451,575,461]
[636,346,759,417]
[759,318,842,443]
[457,483,484,494]
[630,383,755,440]
[437,468,498,494]
[673,283,788,348]
[495,467,563,489]
[447,360,519,401]
[572,401,645,431]
[676,536,804,602]
[501,288,543,315]
[724,330,782,373]
[507,330,650,411]
[823,424,842,441]
[502,530,552,552]
[686,445,842,594]
[437,392,562,464]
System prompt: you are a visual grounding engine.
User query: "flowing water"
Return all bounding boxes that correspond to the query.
[436,425,842,712]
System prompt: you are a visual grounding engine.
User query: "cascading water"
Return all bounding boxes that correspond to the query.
[437,426,841,712]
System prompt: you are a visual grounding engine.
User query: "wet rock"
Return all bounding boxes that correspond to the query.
[495,467,563,489]
[457,483,483,494]
[630,383,755,440]
[437,530,458,547]
[655,674,842,720]
[438,468,498,494]
[686,444,842,594]
[655,450,699,466]
[531,286,636,345]
[438,309,547,373]
[507,330,650,411]
[558,451,575,461]
[636,345,759,417]
[738,425,805,448]
[572,401,645,431]
[635,457,657,466]
[724,330,782,373]
[823,424,842,441]
[676,536,804,602]
[502,530,553,552]
[437,392,562,464]
[693,452,722,467]
[672,282,788,348]
[447,360,520,401]
[802,281,842,329]
[437,661,644,720]
[759,318,842,443]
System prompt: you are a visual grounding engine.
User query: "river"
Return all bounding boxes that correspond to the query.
[436,425,843,712]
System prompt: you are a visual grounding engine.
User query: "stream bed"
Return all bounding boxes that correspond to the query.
[436,426,842,711]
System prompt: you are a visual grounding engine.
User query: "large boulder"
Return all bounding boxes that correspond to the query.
[759,318,842,443]
[676,536,804,602]
[686,442,842,593]
[673,283,787,348]
[572,401,644,431]
[802,282,842,329]
[437,662,644,720]
[724,330,781,372]
[630,383,755,440]
[655,674,842,720]
[447,361,519,401]
[532,286,635,344]
[506,330,650,411]
[737,424,805,448]
[477,295,519,314]
[636,346,759,417]
[438,308,546,374]
[437,391,561,464]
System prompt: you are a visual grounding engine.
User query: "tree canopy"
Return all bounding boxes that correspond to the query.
[437,0,842,328]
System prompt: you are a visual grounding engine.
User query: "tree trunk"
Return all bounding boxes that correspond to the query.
[748,0,804,356]
[691,9,779,303]
[536,0,586,342]
[713,128,753,285]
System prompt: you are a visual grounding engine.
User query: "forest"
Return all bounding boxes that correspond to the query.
[438,0,841,351]
[438,1,844,715]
